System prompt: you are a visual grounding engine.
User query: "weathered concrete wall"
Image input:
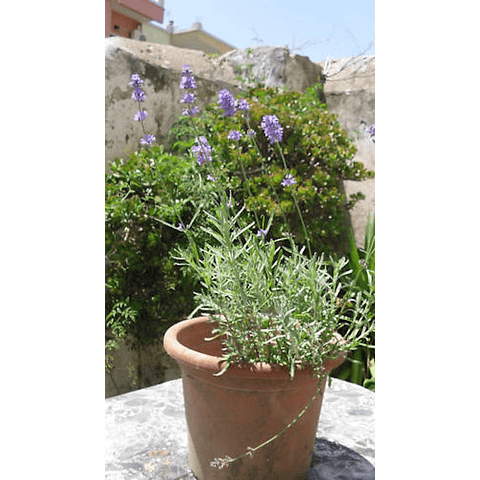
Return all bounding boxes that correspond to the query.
[106,337,181,397]
[222,46,324,91]
[105,39,324,169]
[105,37,240,170]
[318,56,375,247]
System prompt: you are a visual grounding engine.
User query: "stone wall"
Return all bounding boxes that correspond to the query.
[105,38,324,170]
[105,37,239,170]
[318,56,375,247]
[221,46,325,91]
[106,337,181,397]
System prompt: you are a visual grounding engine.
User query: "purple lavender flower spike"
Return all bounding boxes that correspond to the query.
[182,106,199,117]
[281,173,296,187]
[180,64,197,90]
[237,99,250,112]
[191,136,212,166]
[140,134,155,145]
[134,110,148,121]
[132,88,146,102]
[181,93,196,104]
[129,74,144,88]
[261,115,283,144]
[218,89,237,116]
[227,130,243,141]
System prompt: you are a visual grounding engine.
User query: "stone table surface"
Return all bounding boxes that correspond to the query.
[105,377,375,479]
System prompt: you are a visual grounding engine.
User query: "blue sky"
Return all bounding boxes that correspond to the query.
[156,0,374,63]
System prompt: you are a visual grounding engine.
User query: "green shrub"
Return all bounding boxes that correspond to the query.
[330,214,375,389]
[168,84,374,255]
[105,145,220,350]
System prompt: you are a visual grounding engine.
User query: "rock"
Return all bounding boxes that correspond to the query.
[308,437,375,480]
[317,57,375,153]
[222,46,324,91]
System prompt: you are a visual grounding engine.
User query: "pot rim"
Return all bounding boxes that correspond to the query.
[163,316,345,378]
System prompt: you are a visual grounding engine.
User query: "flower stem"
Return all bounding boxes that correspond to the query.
[235,143,263,230]
[244,119,294,246]
[211,373,326,469]
[275,142,312,257]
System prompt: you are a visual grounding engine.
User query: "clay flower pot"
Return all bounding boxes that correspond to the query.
[164,316,345,480]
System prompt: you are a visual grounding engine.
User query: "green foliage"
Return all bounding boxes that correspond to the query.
[331,214,375,389]
[176,196,375,379]
[105,300,138,373]
[363,358,375,391]
[168,84,374,255]
[105,145,220,350]
[346,213,375,292]
[106,300,138,339]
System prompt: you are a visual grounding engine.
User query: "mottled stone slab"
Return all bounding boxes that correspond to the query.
[105,377,374,479]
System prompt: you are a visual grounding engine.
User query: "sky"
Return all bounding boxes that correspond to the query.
[154,0,374,63]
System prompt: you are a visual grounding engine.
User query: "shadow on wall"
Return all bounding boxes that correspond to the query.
[106,336,181,397]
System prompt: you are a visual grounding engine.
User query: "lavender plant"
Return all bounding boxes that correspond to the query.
[125,69,375,468]
[129,74,156,147]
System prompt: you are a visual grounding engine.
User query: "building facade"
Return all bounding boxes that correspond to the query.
[105,0,165,38]
[105,1,234,55]
[144,20,235,55]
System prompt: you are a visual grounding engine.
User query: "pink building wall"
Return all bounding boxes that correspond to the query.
[105,0,112,37]
[111,11,141,37]
[116,0,164,20]
[105,0,164,37]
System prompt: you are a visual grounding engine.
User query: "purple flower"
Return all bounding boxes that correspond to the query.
[207,174,215,181]
[132,88,146,102]
[181,93,195,104]
[180,64,197,90]
[140,134,155,145]
[370,124,375,143]
[261,115,283,144]
[281,173,296,187]
[182,106,199,117]
[218,89,237,116]
[256,228,267,238]
[129,74,144,88]
[191,136,212,165]
[246,129,256,137]
[236,99,250,112]
[227,130,243,141]
[134,110,148,121]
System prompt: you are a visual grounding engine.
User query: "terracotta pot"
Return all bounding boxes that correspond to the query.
[163,316,345,480]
